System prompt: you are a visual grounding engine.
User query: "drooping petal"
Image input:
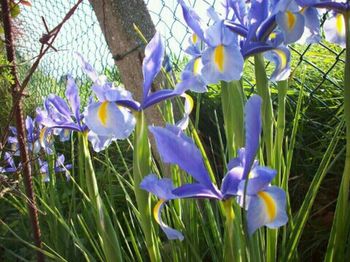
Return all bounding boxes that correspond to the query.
[201,44,243,84]
[246,186,288,235]
[242,95,262,180]
[142,32,164,99]
[324,13,346,47]
[149,125,213,187]
[140,174,184,240]
[276,10,305,44]
[153,199,184,241]
[84,101,136,139]
[264,47,291,82]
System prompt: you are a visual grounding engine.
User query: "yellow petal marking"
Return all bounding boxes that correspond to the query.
[153,199,165,225]
[269,32,277,40]
[192,33,198,44]
[274,49,287,69]
[39,127,47,146]
[98,101,109,126]
[336,14,345,36]
[213,44,225,72]
[258,191,277,222]
[193,57,201,75]
[286,11,296,30]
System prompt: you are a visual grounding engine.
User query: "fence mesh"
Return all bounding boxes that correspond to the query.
[15,0,345,175]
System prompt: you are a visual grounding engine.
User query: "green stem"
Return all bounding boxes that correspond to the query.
[81,132,123,262]
[221,80,246,158]
[254,54,275,261]
[325,12,350,261]
[223,199,243,262]
[275,80,288,187]
[133,111,161,262]
[254,54,274,166]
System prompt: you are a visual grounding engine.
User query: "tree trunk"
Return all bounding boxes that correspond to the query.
[88,0,164,127]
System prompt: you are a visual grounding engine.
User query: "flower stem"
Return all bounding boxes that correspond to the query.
[254,54,275,261]
[223,199,244,262]
[325,12,350,261]
[221,80,246,158]
[254,54,274,166]
[133,111,161,262]
[81,132,123,262]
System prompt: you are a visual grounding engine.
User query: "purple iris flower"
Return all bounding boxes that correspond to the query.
[177,0,244,85]
[81,32,190,145]
[8,116,42,155]
[141,95,288,239]
[36,76,86,133]
[177,0,297,82]
[38,154,72,182]
[296,0,348,46]
[0,152,18,173]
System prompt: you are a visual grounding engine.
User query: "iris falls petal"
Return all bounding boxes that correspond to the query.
[265,47,291,81]
[85,101,135,139]
[276,10,305,44]
[247,186,288,235]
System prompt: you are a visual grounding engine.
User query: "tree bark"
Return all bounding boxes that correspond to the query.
[88,0,164,127]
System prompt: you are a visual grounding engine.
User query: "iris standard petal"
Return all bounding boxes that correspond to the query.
[84,101,136,139]
[142,32,164,99]
[45,95,72,120]
[201,44,243,84]
[172,183,222,199]
[264,47,291,82]
[75,52,99,82]
[149,125,213,187]
[178,0,205,41]
[242,95,262,179]
[276,10,305,44]
[248,0,269,29]
[66,76,81,124]
[221,165,244,197]
[153,199,184,241]
[324,13,346,47]
[205,21,236,47]
[247,186,288,235]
